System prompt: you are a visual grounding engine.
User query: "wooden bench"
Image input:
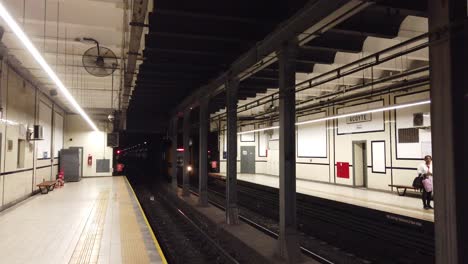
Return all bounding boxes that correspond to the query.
[388,184,421,196]
[37,180,57,194]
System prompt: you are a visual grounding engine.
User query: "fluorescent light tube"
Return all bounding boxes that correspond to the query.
[295,100,431,126]
[237,126,280,135]
[0,3,99,131]
[237,100,431,135]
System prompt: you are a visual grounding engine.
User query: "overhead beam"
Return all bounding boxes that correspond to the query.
[123,0,149,110]
[151,9,275,25]
[173,0,371,113]
[147,31,252,43]
[144,47,236,58]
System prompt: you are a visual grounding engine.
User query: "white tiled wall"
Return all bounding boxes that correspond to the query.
[0,60,65,210]
[218,85,431,192]
[64,115,113,177]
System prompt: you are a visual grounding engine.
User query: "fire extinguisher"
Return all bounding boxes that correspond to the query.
[87,154,92,166]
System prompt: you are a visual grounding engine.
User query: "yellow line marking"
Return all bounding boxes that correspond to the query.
[124,176,168,264]
[119,178,150,263]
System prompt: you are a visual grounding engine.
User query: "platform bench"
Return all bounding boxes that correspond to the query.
[388,184,421,196]
[37,180,57,194]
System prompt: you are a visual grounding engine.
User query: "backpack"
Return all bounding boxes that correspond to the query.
[412,175,423,189]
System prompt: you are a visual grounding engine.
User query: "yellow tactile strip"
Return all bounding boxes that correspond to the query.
[69,191,110,264]
[123,177,168,264]
[118,178,152,264]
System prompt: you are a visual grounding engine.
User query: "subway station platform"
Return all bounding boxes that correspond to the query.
[0,177,166,264]
[215,173,434,222]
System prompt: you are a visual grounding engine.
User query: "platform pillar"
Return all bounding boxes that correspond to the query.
[428,1,468,263]
[182,109,191,196]
[171,116,178,191]
[226,77,239,225]
[198,98,209,206]
[278,40,301,262]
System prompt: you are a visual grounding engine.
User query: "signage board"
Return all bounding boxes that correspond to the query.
[346,113,372,124]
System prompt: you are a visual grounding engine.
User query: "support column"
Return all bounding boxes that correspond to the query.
[226,77,239,225]
[278,40,300,262]
[198,98,209,206]
[428,1,468,263]
[182,110,191,196]
[171,117,178,191]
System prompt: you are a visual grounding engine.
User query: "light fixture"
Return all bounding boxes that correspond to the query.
[237,100,431,135]
[237,126,280,135]
[0,3,99,131]
[187,165,192,172]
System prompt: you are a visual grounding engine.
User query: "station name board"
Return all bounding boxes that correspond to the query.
[346,113,372,124]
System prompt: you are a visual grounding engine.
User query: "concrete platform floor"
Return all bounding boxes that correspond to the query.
[0,176,166,264]
[214,173,434,222]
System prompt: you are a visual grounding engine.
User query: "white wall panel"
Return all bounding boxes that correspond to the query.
[240,124,255,142]
[297,164,329,182]
[393,169,418,186]
[371,141,386,173]
[270,121,279,140]
[395,92,431,159]
[255,161,267,174]
[53,112,64,158]
[216,87,431,194]
[0,62,66,210]
[37,102,52,159]
[34,166,52,189]
[297,112,327,158]
[3,171,33,205]
[64,115,113,177]
[258,130,268,157]
[4,69,35,173]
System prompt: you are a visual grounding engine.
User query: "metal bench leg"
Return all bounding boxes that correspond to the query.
[39,187,48,194]
[48,184,55,192]
[397,188,407,196]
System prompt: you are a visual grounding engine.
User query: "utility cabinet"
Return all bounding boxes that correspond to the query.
[59,148,82,182]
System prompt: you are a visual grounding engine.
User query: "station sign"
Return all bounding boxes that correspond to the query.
[346,113,372,124]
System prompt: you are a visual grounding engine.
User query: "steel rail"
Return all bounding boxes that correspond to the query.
[189,188,335,264]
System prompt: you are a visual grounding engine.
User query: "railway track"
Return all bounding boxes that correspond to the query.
[198,176,434,264]
[134,185,239,264]
[189,187,338,264]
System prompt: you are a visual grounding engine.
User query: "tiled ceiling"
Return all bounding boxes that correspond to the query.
[0,0,144,121]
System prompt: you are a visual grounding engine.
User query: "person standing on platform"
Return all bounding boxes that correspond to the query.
[417,155,433,209]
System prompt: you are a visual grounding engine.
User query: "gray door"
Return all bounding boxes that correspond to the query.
[60,149,81,182]
[352,141,368,187]
[240,146,255,174]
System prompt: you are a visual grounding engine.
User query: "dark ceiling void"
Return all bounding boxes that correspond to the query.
[128,0,428,132]
[128,0,310,131]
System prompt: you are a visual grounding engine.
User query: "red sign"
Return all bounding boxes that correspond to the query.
[116,163,125,172]
[336,162,350,178]
[211,161,217,169]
